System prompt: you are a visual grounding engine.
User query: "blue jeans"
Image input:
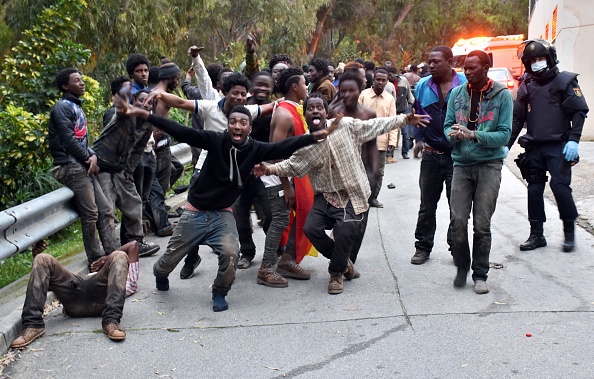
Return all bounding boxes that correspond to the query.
[153,209,239,297]
[401,124,413,155]
[262,184,290,265]
[450,160,503,282]
[414,152,453,253]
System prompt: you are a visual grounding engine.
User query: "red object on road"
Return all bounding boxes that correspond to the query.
[526,333,532,337]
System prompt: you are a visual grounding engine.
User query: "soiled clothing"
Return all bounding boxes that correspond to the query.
[94,112,153,176]
[445,80,512,282]
[21,252,129,329]
[267,115,408,215]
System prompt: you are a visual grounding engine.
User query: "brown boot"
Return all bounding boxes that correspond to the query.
[276,253,311,280]
[328,273,344,294]
[257,264,288,288]
[11,327,45,348]
[343,259,360,280]
[103,323,126,341]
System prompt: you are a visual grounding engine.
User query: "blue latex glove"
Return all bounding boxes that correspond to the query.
[563,141,579,161]
[503,146,509,158]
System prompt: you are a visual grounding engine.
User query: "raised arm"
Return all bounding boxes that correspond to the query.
[260,115,342,161]
[352,112,428,144]
[189,46,220,101]
[115,94,213,149]
[256,144,320,179]
[244,34,260,80]
[144,91,195,112]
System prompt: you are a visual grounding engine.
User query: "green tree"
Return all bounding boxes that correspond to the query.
[0,0,103,209]
[0,0,91,114]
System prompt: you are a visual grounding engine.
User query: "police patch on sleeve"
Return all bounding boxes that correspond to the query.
[573,88,583,97]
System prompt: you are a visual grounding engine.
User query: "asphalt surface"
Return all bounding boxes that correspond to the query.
[2,143,594,379]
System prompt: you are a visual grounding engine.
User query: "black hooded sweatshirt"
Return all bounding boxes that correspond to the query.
[147,114,316,210]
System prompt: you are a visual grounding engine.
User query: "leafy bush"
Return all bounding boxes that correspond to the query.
[0,0,90,115]
[0,0,107,209]
[0,105,58,208]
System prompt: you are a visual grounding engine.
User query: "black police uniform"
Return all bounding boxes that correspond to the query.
[507,39,588,251]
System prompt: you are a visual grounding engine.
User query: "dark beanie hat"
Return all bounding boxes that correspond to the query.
[159,62,181,80]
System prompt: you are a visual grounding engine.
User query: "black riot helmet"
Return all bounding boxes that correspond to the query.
[517,39,559,73]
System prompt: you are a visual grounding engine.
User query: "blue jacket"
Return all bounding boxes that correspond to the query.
[413,72,467,154]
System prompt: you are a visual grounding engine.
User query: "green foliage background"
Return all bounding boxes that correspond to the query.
[0,0,105,209]
[0,0,528,211]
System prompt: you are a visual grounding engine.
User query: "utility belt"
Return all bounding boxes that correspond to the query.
[514,152,548,183]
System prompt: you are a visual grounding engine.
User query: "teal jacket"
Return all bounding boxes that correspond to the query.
[444,81,513,166]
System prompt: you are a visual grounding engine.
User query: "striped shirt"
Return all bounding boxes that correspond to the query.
[267,115,408,214]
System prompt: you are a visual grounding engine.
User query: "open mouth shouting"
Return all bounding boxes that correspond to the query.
[227,110,252,145]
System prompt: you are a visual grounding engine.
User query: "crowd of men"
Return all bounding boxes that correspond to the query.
[10,37,587,348]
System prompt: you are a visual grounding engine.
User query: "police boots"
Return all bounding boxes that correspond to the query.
[563,220,575,252]
[520,221,547,251]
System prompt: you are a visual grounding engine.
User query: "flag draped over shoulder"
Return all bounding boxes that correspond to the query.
[277,101,317,263]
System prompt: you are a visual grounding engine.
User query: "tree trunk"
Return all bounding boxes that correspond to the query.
[333,30,346,51]
[307,0,336,61]
[388,1,414,40]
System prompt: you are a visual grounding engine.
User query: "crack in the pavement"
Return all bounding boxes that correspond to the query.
[270,322,409,379]
[39,308,594,337]
[375,209,413,330]
[502,254,592,310]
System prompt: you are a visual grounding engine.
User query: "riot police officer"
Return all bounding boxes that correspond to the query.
[507,39,588,252]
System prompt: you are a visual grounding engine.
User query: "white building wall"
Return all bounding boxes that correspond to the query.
[529,0,594,139]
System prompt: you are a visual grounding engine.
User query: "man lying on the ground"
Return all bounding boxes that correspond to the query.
[11,241,140,348]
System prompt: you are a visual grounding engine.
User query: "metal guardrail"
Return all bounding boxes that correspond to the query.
[0,143,191,261]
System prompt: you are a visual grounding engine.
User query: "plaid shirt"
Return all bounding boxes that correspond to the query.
[268,115,408,214]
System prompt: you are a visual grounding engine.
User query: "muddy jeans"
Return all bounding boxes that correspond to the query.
[54,162,117,263]
[21,252,128,328]
[153,209,239,297]
[262,184,290,266]
[450,160,502,282]
[98,171,144,244]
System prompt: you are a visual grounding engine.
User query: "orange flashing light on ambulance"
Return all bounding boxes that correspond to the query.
[451,34,525,79]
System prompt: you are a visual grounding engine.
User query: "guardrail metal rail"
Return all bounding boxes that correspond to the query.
[0,143,191,261]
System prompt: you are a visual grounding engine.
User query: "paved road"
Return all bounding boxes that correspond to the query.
[3,143,594,378]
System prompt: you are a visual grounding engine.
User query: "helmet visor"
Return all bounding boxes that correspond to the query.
[517,41,530,60]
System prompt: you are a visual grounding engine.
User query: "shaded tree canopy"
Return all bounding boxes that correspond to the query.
[1,0,528,87]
